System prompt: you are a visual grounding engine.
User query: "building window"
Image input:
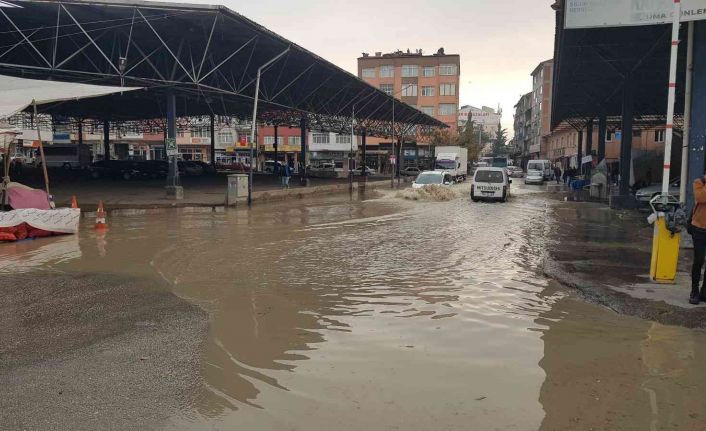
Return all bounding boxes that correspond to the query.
[192,127,210,138]
[655,130,665,143]
[380,65,394,78]
[633,129,642,137]
[421,86,435,97]
[438,104,457,116]
[362,68,375,78]
[422,66,435,77]
[335,134,352,144]
[440,83,456,96]
[401,64,418,77]
[439,64,458,76]
[380,84,394,95]
[312,133,329,144]
[264,136,283,145]
[401,84,417,97]
[219,131,233,144]
[421,106,435,116]
[606,130,614,142]
[288,136,301,146]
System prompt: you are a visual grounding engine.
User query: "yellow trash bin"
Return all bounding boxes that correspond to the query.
[650,215,680,283]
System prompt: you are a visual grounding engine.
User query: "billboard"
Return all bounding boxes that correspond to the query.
[565,0,706,29]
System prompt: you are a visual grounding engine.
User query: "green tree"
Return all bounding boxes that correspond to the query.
[458,120,483,162]
[492,123,508,156]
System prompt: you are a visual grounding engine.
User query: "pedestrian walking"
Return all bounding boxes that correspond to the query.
[281,161,291,189]
[689,176,706,304]
[553,165,562,184]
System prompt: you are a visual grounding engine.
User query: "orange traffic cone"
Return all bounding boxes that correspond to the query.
[95,201,107,230]
[71,195,78,209]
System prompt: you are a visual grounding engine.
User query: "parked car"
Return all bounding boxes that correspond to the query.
[402,166,422,177]
[506,166,524,178]
[635,180,680,203]
[471,167,511,202]
[10,153,32,165]
[136,160,169,178]
[352,166,376,176]
[88,160,141,180]
[526,159,552,180]
[190,160,216,175]
[178,160,205,176]
[412,170,453,189]
[524,168,544,185]
[264,160,284,174]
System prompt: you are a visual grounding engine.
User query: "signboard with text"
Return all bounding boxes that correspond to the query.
[565,0,706,29]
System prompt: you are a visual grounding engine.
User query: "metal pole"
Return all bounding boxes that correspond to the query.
[619,76,634,197]
[350,105,354,191]
[660,0,681,201]
[390,100,395,188]
[248,47,290,206]
[32,101,50,199]
[103,118,110,161]
[166,92,179,188]
[598,113,607,162]
[680,21,694,205]
[300,115,307,185]
[210,114,216,166]
[273,124,279,167]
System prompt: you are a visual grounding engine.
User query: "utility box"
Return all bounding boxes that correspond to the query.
[226,174,248,205]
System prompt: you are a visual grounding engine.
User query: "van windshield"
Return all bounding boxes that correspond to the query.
[475,170,504,183]
[415,173,443,185]
[527,163,543,171]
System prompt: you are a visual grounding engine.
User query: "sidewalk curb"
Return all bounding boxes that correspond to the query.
[543,256,706,330]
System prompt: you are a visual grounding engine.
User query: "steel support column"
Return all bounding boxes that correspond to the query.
[586,118,594,156]
[210,114,215,165]
[619,77,634,196]
[165,92,181,194]
[300,116,307,186]
[361,128,367,181]
[103,119,110,161]
[598,113,607,162]
[577,129,583,172]
[274,124,279,165]
[78,121,83,147]
[687,22,706,210]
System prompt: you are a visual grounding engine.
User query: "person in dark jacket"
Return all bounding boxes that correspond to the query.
[280,160,291,189]
[553,165,562,184]
[689,176,706,304]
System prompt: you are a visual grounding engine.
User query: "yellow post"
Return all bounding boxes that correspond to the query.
[650,215,680,283]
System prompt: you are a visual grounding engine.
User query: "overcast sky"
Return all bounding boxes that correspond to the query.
[176,0,556,134]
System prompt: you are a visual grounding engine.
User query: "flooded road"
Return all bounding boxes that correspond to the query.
[3,186,706,430]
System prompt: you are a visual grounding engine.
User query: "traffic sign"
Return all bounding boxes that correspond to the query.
[165,138,178,156]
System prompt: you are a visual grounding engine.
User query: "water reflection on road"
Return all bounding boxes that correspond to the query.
[7,187,706,430]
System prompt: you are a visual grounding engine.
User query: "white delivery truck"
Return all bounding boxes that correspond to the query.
[434,146,468,182]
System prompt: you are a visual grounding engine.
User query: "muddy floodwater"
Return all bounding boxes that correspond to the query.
[4,186,706,430]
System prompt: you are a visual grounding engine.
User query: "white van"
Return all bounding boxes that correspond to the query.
[471,167,511,202]
[526,159,552,180]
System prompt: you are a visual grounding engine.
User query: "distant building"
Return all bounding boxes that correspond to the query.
[529,59,554,159]
[458,105,502,137]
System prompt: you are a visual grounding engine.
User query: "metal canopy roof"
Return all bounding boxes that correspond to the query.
[0,0,446,135]
[551,2,687,130]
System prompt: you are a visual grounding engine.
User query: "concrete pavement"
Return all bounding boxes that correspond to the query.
[544,199,706,329]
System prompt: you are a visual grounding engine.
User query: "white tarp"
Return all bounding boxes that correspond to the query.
[0,208,81,233]
[0,74,142,119]
[565,0,706,29]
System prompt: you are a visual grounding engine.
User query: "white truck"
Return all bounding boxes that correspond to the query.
[434,146,468,182]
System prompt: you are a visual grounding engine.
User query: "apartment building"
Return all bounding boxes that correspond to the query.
[529,59,554,159]
[357,48,460,167]
[512,92,532,168]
